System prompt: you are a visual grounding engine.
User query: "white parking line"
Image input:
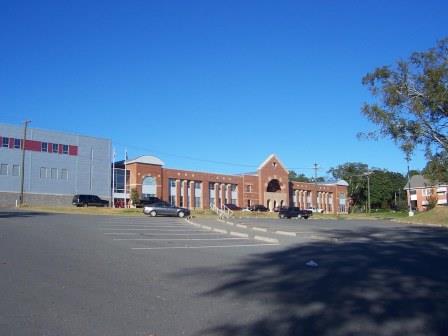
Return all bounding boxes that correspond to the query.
[102,225,188,227]
[113,238,248,241]
[104,232,222,236]
[100,226,190,229]
[99,228,206,231]
[131,243,279,250]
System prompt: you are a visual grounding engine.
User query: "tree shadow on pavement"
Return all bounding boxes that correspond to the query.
[0,210,52,218]
[189,226,448,336]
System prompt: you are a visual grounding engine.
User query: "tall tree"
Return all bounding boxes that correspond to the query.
[422,151,448,182]
[361,37,448,157]
[328,162,369,209]
[328,163,407,210]
[288,170,310,182]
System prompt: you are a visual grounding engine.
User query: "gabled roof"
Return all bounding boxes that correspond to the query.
[127,155,164,166]
[404,175,434,189]
[257,154,288,173]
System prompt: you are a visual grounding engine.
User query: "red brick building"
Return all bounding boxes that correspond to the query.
[113,154,349,214]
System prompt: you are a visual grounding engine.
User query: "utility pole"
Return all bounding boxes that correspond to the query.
[19,120,31,206]
[366,172,371,213]
[111,148,115,208]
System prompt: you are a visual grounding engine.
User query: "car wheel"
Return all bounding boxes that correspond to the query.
[83,203,88,207]
[304,216,309,220]
[150,210,157,217]
[143,208,150,215]
[279,213,285,219]
[178,211,185,218]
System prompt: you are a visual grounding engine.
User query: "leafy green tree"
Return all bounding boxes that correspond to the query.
[422,151,448,182]
[130,188,139,206]
[328,162,369,210]
[328,163,407,211]
[288,170,310,182]
[369,170,407,209]
[361,37,448,157]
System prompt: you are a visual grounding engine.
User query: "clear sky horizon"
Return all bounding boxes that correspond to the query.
[1,0,447,179]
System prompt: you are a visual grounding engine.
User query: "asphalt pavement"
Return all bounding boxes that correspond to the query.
[1,209,448,336]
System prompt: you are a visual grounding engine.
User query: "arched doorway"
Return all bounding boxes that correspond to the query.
[142,176,156,198]
[267,179,281,192]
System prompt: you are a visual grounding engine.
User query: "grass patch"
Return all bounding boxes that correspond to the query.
[19,205,145,216]
[395,206,448,226]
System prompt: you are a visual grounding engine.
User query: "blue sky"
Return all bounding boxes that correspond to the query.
[1,0,447,178]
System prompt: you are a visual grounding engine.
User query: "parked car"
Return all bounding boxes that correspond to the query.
[249,204,269,212]
[72,194,109,207]
[278,207,312,219]
[306,207,324,213]
[143,202,190,218]
[224,204,242,211]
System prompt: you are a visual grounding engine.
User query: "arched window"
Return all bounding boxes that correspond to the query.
[267,179,281,192]
[142,176,156,198]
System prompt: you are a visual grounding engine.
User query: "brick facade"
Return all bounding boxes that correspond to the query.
[116,154,349,214]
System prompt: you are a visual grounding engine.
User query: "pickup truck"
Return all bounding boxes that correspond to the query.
[278,207,312,219]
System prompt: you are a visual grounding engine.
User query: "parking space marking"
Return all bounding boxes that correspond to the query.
[113,238,249,241]
[131,243,279,250]
[99,228,206,231]
[103,232,223,236]
[100,226,191,229]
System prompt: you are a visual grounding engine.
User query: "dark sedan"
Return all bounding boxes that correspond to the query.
[143,202,190,218]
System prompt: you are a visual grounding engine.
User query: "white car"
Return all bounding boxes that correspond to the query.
[306,207,324,213]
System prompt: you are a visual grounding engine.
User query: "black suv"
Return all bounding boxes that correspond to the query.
[249,204,269,212]
[72,194,109,207]
[278,207,312,219]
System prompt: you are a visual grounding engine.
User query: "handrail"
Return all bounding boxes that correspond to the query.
[210,203,234,219]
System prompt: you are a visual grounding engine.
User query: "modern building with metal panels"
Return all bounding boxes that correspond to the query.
[0,123,112,206]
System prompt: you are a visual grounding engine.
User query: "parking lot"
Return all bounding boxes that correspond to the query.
[1,209,448,336]
[96,216,279,250]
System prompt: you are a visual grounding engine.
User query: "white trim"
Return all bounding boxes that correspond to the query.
[257,154,288,173]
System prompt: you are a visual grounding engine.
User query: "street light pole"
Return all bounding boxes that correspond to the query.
[407,159,414,217]
[19,120,31,206]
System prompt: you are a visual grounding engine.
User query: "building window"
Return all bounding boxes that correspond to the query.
[59,168,68,180]
[2,137,9,148]
[169,179,176,188]
[62,145,68,154]
[231,184,237,192]
[12,164,20,176]
[52,144,59,153]
[142,176,156,198]
[51,168,57,179]
[209,183,215,190]
[410,190,417,195]
[245,185,252,192]
[423,188,433,197]
[0,164,7,175]
[41,143,48,152]
[194,181,201,189]
[14,138,21,149]
[169,195,176,205]
[40,167,48,178]
[231,198,237,204]
[195,196,201,208]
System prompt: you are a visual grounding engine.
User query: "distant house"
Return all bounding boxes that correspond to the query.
[404,175,448,211]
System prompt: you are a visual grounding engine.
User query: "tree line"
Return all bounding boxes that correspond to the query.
[288,153,447,212]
